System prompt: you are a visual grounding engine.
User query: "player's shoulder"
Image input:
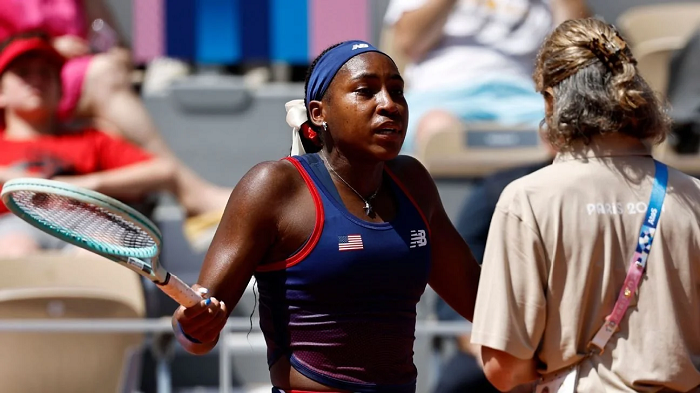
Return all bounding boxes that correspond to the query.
[386,154,432,181]
[235,158,307,200]
[223,158,314,227]
[385,154,438,213]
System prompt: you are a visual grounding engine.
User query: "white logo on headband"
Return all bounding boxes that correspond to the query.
[352,43,369,50]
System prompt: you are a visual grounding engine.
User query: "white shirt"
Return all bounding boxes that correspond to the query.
[384,0,553,91]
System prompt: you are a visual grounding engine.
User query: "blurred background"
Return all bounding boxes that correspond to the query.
[0,0,698,392]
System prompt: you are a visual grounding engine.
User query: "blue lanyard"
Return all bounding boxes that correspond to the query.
[589,160,669,354]
[634,160,668,269]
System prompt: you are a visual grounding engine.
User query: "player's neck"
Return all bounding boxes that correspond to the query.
[320,149,384,197]
[4,110,57,140]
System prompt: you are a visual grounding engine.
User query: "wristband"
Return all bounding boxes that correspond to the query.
[177,321,201,344]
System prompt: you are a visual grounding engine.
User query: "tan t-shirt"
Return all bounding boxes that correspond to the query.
[471,139,700,392]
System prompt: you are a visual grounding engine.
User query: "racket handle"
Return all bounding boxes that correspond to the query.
[158,273,202,307]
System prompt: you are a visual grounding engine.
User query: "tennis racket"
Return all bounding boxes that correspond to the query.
[0,178,202,307]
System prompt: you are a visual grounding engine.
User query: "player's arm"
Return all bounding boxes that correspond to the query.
[390,156,480,321]
[174,160,297,354]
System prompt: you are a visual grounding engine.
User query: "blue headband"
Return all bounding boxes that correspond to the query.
[305,40,385,106]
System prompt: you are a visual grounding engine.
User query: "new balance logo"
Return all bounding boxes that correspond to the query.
[352,43,369,50]
[410,230,427,248]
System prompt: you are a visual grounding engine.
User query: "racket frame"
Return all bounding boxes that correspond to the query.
[1,178,202,307]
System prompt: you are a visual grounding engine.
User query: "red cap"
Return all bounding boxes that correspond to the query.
[0,37,65,75]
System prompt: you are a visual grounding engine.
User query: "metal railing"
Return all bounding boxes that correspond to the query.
[0,318,472,393]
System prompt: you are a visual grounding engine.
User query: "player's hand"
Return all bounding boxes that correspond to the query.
[173,284,228,345]
[52,35,91,58]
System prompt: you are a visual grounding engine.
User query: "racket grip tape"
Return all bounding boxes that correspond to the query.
[158,273,202,307]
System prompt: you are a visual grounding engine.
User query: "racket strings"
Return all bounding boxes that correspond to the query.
[11,191,156,251]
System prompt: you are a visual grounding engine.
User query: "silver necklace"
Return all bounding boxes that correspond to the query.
[320,154,381,216]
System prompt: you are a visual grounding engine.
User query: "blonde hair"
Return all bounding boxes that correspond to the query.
[533,18,671,151]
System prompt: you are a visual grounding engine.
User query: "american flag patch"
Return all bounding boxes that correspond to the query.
[338,234,363,251]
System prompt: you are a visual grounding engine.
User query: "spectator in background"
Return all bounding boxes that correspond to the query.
[473,18,700,391]
[383,0,590,154]
[0,0,231,220]
[0,33,177,257]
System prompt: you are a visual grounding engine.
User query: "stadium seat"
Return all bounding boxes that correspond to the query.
[414,123,550,179]
[143,77,303,187]
[616,3,700,94]
[615,4,700,95]
[632,36,690,94]
[652,141,700,177]
[0,252,145,393]
[617,3,700,47]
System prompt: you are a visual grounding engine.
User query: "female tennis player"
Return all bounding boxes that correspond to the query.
[173,40,481,393]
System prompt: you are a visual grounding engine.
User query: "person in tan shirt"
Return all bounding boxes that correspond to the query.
[471,18,700,392]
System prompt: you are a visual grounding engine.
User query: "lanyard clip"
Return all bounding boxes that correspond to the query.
[586,341,605,356]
